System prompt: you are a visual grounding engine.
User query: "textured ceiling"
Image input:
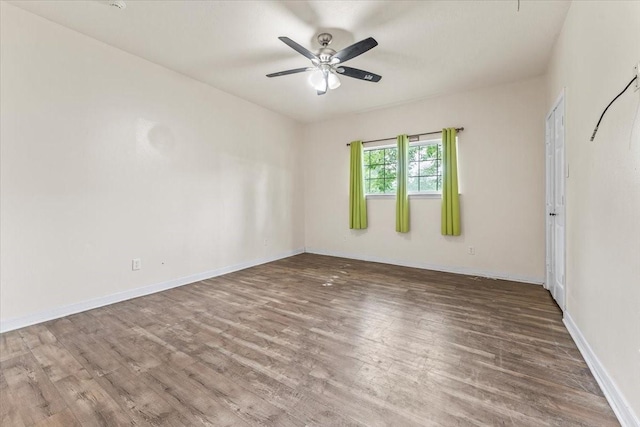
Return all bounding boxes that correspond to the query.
[8,0,570,123]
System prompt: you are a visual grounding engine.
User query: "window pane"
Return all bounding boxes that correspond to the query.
[408,161,419,177]
[387,178,397,193]
[368,149,384,165]
[384,163,396,180]
[419,160,438,176]
[369,164,383,179]
[409,146,420,162]
[384,147,397,164]
[365,179,371,194]
[408,177,419,192]
[423,144,440,160]
[364,150,370,165]
[369,178,385,194]
[437,177,442,191]
[420,176,438,192]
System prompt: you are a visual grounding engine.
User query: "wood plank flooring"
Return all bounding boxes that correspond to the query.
[0,253,619,426]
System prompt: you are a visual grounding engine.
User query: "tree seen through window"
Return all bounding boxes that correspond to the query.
[364,141,442,195]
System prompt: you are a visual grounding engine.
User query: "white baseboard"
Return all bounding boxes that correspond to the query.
[564,313,639,427]
[304,247,544,285]
[0,248,304,334]
[0,247,542,332]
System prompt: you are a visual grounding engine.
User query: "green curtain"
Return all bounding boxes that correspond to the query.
[396,134,410,232]
[349,141,367,229]
[441,128,461,236]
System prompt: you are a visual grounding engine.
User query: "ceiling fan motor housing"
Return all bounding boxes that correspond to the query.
[317,47,336,63]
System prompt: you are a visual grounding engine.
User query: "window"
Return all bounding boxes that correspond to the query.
[364,139,442,195]
[364,146,397,194]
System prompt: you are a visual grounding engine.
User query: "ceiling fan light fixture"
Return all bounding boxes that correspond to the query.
[328,72,341,90]
[308,70,326,91]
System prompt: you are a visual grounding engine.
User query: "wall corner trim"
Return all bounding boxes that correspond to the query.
[564,313,640,427]
[0,248,304,334]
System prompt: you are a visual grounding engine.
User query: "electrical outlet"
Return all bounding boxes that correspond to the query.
[132,258,141,271]
[468,247,475,255]
[635,62,640,92]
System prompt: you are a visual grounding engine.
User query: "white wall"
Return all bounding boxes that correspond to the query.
[0,3,304,326]
[304,78,546,283]
[546,0,640,421]
[1,0,638,422]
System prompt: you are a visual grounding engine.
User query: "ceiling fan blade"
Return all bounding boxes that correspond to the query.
[331,37,378,63]
[278,36,318,61]
[337,66,382,82]
[266,67,313,78]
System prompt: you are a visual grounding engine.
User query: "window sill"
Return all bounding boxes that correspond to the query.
[366,193,442,199]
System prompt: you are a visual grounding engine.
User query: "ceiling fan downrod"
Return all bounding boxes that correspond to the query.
[316,33,336,64]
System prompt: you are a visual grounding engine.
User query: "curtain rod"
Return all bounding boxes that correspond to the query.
[346,127,464,146]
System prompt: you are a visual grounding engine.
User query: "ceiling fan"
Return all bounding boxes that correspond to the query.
[266,33,381,95]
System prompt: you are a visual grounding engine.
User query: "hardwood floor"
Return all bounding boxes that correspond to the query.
[0,253,618,426]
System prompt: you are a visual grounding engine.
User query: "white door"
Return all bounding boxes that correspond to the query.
[545,94,566,311]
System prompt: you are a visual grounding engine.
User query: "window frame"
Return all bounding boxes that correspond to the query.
[363,138,443,197]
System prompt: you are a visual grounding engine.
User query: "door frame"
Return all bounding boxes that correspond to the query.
[545,89,566,311]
